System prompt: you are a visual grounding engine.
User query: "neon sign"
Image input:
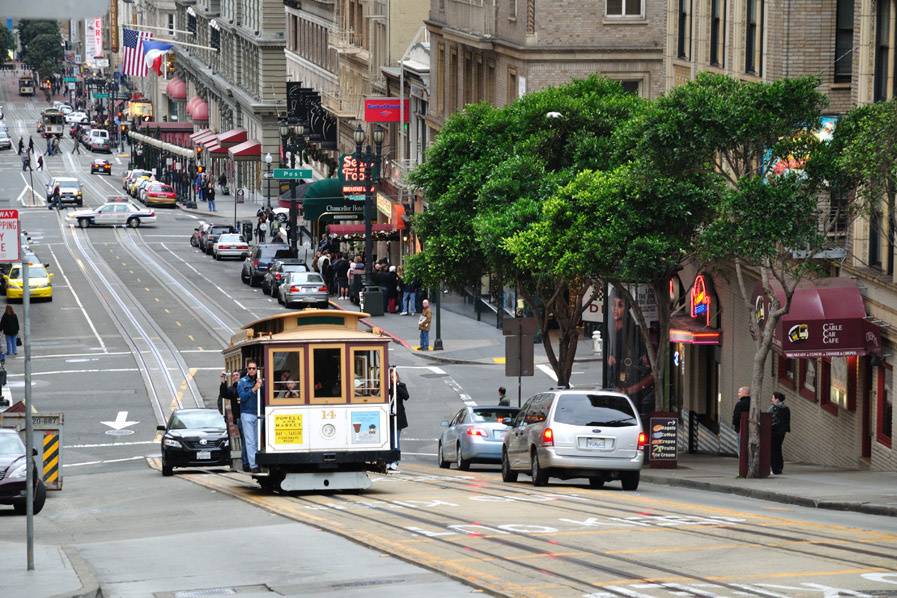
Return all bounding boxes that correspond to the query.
[690,274,712,326]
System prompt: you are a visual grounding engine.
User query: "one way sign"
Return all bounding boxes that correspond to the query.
[0,210,20,264]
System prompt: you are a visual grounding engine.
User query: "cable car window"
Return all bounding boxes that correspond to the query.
[312,345,344,403]
[270,349,304,404]
[351,347,383,402]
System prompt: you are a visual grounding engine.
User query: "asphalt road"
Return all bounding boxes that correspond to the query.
[1,74,896,598]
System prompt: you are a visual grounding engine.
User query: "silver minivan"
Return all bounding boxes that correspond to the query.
[501,389,645,490]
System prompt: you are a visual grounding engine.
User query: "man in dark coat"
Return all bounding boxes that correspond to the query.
[731,386,751,451]
[389,369,409,471]
[770,391,791,475]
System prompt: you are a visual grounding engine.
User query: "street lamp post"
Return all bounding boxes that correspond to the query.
[264,152,273,209]
[353,124,384,282]
[280,117,308,255]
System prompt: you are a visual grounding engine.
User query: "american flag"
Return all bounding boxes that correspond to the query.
[122,27,154,77]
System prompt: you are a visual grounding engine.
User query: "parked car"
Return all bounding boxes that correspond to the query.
[4,263,53,301]
[157,408,229,476]
[202,225,238,254]
[501,389,646,490]
[262,258,309,298]
[438,406,520,470]
[132,178,154,200]
[123,169,152,192]
[45,177,83,207]
[70,199,156,228]
[241,245,294,287]
[0,131,11,150]
[90,158,112,175]
[190,222,211,248]
[278,271,329,309]
[0,429,47,514]
[212,233,250,261]
[141,182,177,207]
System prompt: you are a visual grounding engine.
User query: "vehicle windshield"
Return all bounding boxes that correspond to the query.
[553,394,637,427]
[0,433,24,455]
[218,234,243,242]
[169,411,226,430]
[471,408,519,424]
[289,272,324,284]
[59,183,80,191]
[9,266,48,279]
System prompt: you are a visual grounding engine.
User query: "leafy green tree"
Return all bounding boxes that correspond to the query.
[0,27,15,66]
[407,77,644,386]
[18,20,58,55]
[24,32,62,80]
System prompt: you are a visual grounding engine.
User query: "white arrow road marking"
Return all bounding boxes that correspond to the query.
[101,411,140,430]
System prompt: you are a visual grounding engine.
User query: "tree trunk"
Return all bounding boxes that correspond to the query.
[651,279,672,412]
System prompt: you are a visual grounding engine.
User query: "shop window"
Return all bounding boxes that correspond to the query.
[821,356,857,414]
[877,363,893,447]
[799,358,817,402]
[607,0,643,17]
[269,349,304,405]
[777,354,797,389]
[351,347,383,403]
[710,0,725,66]
[311,345,345,404]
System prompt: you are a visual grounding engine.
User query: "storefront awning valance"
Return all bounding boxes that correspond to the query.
[193,131,217,146]
[227,140,262,161]
[217,128,247,147]
[190,128,210,142]
[128,131,195,158]
[669,315,721,345]
[207,142,227,155]
[754,277,882,358]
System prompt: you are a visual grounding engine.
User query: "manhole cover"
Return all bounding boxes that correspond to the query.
[105,429,135,436]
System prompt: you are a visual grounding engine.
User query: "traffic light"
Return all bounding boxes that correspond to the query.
[117,111,123,120]
[195,145,204,156]
[196,165,205,174]
[120,124,127,133]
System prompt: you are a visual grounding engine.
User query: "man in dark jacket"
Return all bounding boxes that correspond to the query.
[770,391,791,474]
[389,369,409,471]
[731,386,750,451]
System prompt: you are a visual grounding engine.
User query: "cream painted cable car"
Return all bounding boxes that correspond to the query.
[222,309,397,492]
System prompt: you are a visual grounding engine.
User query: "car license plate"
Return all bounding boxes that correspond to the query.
[585,438,607,449]
[197,451,212,460]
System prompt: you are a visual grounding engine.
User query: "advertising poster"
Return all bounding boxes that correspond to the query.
[351,411,380,444]
[648,416,678,466]
[273,413,303,445]
[605,284,657,416]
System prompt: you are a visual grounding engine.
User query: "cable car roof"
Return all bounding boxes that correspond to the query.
[229,309,381,346]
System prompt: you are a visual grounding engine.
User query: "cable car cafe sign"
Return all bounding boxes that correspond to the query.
[339,154,370,195]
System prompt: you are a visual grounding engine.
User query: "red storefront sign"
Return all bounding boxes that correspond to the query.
[364,98,410,123]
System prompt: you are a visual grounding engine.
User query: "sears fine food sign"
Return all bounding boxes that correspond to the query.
[0,210,20,264]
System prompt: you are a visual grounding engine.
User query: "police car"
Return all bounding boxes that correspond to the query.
[69,197,157,228]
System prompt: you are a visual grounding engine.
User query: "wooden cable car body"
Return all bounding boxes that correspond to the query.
[223,309,397,492]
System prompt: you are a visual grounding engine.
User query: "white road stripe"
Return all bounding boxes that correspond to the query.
[47,244,109,353]
[64,440,156,449]
[63,455,152,468]
[8,366,222,377]
[537,363,558,381]
[29,351,130,360]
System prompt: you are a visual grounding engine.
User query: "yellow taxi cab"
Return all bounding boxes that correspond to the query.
[128,176,151,197]
[4,263,53,301]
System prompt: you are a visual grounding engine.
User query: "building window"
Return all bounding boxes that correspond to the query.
[508,69,517,104]
[875,0,897,101]
[745,0,764,75]
[800,358,817,402]
[777,354,797,389]
[509,0,517,20]
[835,0,854,82]
[167,13,175,36]
[607,0,643,17]
[821,357,856,415]
[620,80,641,95]
[869,205,883,269]
[677,0,690,59]
[877,363,893,447]
[710,0,725,66]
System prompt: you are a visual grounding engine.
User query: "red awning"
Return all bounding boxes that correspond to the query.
[190,128,210,142]
[669,315,721,345]
[755,278,882,358]
[326,223,397,234]
[202,136,220,149]
[192,131,217,146]
[217,128,247,147]
[228,140,262,161]
[207,142,227,155]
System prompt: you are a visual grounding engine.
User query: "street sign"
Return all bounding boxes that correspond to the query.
[0,210,20,264]
[347,194,366,202]
[502,317,537,336]
[63,77,77,83]
[505,336,534,377]
[273,168,312,180]
[93,92,110,99]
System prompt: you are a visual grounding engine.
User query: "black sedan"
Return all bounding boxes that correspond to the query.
[157,409,230,476]
[0,429,46,514]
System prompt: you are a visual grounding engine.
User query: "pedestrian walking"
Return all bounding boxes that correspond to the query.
[731,386,751,452]
[333,253,350,301]
[497,386,509,406]
[0,306,20,358]
[206,181,216,211]
[418,299,433,351]
[50,184,61,210]
[21,153,31,172]
[236,361,262,473]
[28,136,33,154]
[401,274,419,315]
[36,154,44,171]
[72,137,81,154]
[389,369,409,471]
[257,216,268,244]
[17,138,23,155]
[770,391,791,475]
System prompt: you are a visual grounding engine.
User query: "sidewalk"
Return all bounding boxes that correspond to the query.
[340,296,601,366]
[641,453,897,517]
[176,189,265,222]
[0,543,98,598]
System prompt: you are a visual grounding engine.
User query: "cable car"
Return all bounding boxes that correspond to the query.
[40,108,65,138]
[18,77,34,96]
[222,309,397,492]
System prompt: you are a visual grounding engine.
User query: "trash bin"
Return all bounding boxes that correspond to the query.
[361,285,384,317]
[241,221,254,243]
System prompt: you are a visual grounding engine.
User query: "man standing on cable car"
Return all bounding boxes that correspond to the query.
[237,361,263,473]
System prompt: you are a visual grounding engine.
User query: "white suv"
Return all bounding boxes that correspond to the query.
[501,389,645,490]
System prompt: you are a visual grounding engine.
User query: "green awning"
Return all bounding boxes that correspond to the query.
[302,178,364,223]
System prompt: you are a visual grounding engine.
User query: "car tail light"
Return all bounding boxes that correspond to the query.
[289,285,299,293]
[541,428,554,446]
[466,428,489,437]
[318,285,328,292]
[637,432,647,449]
[274,273,282,280]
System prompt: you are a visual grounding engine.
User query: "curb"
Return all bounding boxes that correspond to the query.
[50,545,101,598]
[640,473,897,518]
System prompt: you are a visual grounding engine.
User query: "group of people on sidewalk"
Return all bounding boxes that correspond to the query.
[195,172,226,212]
[731,386,791,475]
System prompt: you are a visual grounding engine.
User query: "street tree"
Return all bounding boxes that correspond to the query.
[18,20,58,54]
[406,77,644,386]
[644,73,830,477]
[24,32,63,79]
[0,27,15,67]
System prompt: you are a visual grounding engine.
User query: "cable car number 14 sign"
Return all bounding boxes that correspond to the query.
[0,210,21,263]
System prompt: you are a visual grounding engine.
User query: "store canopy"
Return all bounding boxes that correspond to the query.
[128,131,194,158]
[755,278,882,358]
[227,140,262,161]
[217,128,247,147]
[207,142,227,155]
[192,131,217,146]
[300,178,356,222]
[326,223,397,234]
[669,315,721,345]
[190,128,210,142]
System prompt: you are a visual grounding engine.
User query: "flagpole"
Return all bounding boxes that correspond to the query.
[128,24,194,36]
[123,26,218,52]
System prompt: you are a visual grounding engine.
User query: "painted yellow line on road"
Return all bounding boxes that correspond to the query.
[187,335,195,341]
[492,357,505,364]
[168,367,197,413]
[175,321,182,327]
